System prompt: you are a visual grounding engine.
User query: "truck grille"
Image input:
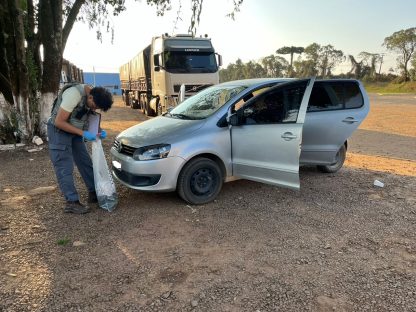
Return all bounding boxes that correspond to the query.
[113,139,136,156]
[173,84,212,93]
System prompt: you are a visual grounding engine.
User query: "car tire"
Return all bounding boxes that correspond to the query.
[177,158,223,205]
[317,144,347,173]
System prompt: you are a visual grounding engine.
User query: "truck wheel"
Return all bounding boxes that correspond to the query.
[147,98,157,117]
[131,100,139,109]
[123,93,130,106]
[317,144,347,173]
[143,101,147,115]
[177,158,223,205]
[146,106,156,117]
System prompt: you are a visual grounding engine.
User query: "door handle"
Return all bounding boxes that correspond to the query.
[342,117,359,124]
[281,132,297,141]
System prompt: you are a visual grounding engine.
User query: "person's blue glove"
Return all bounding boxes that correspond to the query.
[82,131,96,141]
[99,129,107,139]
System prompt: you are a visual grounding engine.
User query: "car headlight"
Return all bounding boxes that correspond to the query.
[133,144,171,161]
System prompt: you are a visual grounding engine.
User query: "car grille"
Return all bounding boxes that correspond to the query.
[113,139,136,156]
[173,84,212,93]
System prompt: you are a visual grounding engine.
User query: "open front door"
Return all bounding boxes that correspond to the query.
[230,78,315,190]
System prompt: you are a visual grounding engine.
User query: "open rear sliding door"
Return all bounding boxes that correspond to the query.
[230,78,315,190]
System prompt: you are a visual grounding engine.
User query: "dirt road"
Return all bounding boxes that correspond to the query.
[1,94,415,311]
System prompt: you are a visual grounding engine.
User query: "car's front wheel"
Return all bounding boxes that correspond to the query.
[317,144,347,173]
[177,158,223,205]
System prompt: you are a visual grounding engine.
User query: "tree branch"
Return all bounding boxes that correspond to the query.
[62,0,85,49]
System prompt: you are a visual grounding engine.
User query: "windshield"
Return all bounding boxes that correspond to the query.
[164,51,217,73]
[167,85,247,119]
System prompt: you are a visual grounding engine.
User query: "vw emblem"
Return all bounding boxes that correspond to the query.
[191,86,197,91]
[117,143,122,153]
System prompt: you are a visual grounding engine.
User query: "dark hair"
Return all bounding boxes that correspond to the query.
[90,87,113,112]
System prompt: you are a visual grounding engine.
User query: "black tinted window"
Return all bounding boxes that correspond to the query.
[307,81,363,111]
[344,82,363,108]
[238,81,307,125]
[308,82,342,111]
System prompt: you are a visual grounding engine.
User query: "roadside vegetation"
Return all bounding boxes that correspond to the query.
[363,81,416,94]
[220,28,416,95]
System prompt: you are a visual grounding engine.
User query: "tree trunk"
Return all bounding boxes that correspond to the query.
[0,0,32,142]
[37,0,83,136]
[38,0,64,136]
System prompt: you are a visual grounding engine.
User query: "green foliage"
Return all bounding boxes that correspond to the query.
[276,46,304,77]
[146,0,244,36]
[276,46,304,55]
[364,81,416,94]
[219,56,288,82]
[293,59,317,77]
[261,55,288,77]
[313,44,344,77]
[74,0,127,43]
[0,112,19,144]
[57,238,71,246]
[383,27,416,81]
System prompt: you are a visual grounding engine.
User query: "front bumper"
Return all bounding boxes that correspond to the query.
[110,147,185,192]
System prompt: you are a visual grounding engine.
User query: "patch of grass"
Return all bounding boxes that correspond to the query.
[57,238,70,246]
[364,81,416,94]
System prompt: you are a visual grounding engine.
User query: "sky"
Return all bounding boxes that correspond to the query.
[64,0,416,75]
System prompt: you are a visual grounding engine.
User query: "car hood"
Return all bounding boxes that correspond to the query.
[116,116,205,147]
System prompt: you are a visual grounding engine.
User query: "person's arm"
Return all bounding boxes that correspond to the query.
[54,108,84,136]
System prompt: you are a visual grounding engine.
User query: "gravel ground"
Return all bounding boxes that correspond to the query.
[0,94,415,311]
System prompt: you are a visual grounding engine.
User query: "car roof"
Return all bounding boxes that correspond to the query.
[217,77,361,88]
[217,78,295,88]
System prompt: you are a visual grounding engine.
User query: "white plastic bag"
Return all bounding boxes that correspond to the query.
[91,140,118,211]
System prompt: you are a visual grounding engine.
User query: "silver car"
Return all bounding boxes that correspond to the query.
[111,78,369,204]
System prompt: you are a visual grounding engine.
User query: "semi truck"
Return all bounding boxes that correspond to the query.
[119,33,222,116]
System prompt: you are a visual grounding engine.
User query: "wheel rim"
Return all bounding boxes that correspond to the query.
[190,168,217,196]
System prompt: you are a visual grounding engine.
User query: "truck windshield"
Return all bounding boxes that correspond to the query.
[167,85,247,119]
[164,51,217,73]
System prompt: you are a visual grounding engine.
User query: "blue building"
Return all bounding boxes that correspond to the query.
[83,72,121,95]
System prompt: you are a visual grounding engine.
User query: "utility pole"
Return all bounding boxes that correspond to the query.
[93,66,96,87]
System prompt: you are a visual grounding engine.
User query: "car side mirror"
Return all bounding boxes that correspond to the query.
[216,53,223,67]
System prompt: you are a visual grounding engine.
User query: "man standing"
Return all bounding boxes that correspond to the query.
[47,84,113,214]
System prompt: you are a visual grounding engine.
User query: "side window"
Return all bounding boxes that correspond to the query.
[308,82,343,111]
[232,86,272,112]
[344,82,363,109]
[238,82,307,125]
[307,81,363,111]
[234,93,253,111]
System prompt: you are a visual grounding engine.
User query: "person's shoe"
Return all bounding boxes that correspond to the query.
[88,191,98,204]
[64,201,91,214]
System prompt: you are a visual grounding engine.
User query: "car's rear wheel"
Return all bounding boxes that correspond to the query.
[177,158,223,205]
[317,144,347,173]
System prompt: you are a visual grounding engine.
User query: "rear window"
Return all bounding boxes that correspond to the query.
[307,81,363,112]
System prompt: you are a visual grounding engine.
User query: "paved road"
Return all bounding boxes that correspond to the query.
[349,93,416,161]
[368,93,416,105]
